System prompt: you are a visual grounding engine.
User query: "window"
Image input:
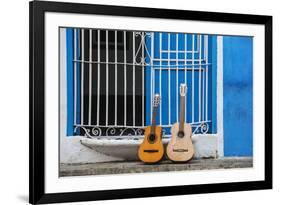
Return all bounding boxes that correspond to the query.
[66,28,217,138]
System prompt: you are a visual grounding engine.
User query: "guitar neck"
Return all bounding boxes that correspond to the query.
[179,95,185,132]
[151,106,158,134]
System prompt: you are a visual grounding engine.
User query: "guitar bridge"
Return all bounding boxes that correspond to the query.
[172,149,189,152]
[144,150,159,153]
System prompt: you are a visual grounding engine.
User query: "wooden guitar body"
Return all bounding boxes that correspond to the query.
[166,84,194,162]
[166,122,194,162]
[138,125,164,163]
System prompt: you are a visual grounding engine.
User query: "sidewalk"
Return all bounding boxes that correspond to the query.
[60,157,253,177]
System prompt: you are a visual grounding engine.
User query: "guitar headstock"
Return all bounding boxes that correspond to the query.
[180,84,187,97]
[153,94,161,107]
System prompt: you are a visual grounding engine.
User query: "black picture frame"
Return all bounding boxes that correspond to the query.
[29,1,272,204]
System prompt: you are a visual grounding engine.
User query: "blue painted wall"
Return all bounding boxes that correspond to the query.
[66,30,253,156]
[223,36,253,156]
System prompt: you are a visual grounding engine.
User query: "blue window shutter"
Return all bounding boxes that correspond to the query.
[146,33,216,135]
[66,28,74,136]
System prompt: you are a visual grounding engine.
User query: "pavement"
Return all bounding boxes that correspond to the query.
[60,157,253,177]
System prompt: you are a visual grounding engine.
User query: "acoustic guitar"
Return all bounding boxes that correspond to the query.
[138,94,164,163]
[166,84,194,162]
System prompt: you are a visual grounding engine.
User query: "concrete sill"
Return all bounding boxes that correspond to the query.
[80,134,217,161]
[60,157,253,177]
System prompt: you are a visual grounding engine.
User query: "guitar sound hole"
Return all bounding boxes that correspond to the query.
[177,131,185,138]
[148,134,156,143]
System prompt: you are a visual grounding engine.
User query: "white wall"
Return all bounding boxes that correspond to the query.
[0,0,280,204]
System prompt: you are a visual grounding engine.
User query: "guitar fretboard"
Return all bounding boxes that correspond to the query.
[151,106,158,134]
[179,95,185,133]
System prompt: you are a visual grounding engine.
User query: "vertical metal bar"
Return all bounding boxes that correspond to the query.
[198,34,202,122]
[197,34,200,52]
[184,34,187,121]
[88,29,92,125]
[159,32,162,125]
[132,32,136,127]
[142,32,145,127]
[106,30,109,126]
[114,31,118,126]
[96,30,100,126]
[202,37,205,122]
[74,29,77,125]
[176,33,179,122]
[168,33,171,125]
[192,34,195,123]
[150,32,154,122]
[124,31,127,126]
[152,33,155,94]
[205,35,209,121]
[81,29,84,125]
